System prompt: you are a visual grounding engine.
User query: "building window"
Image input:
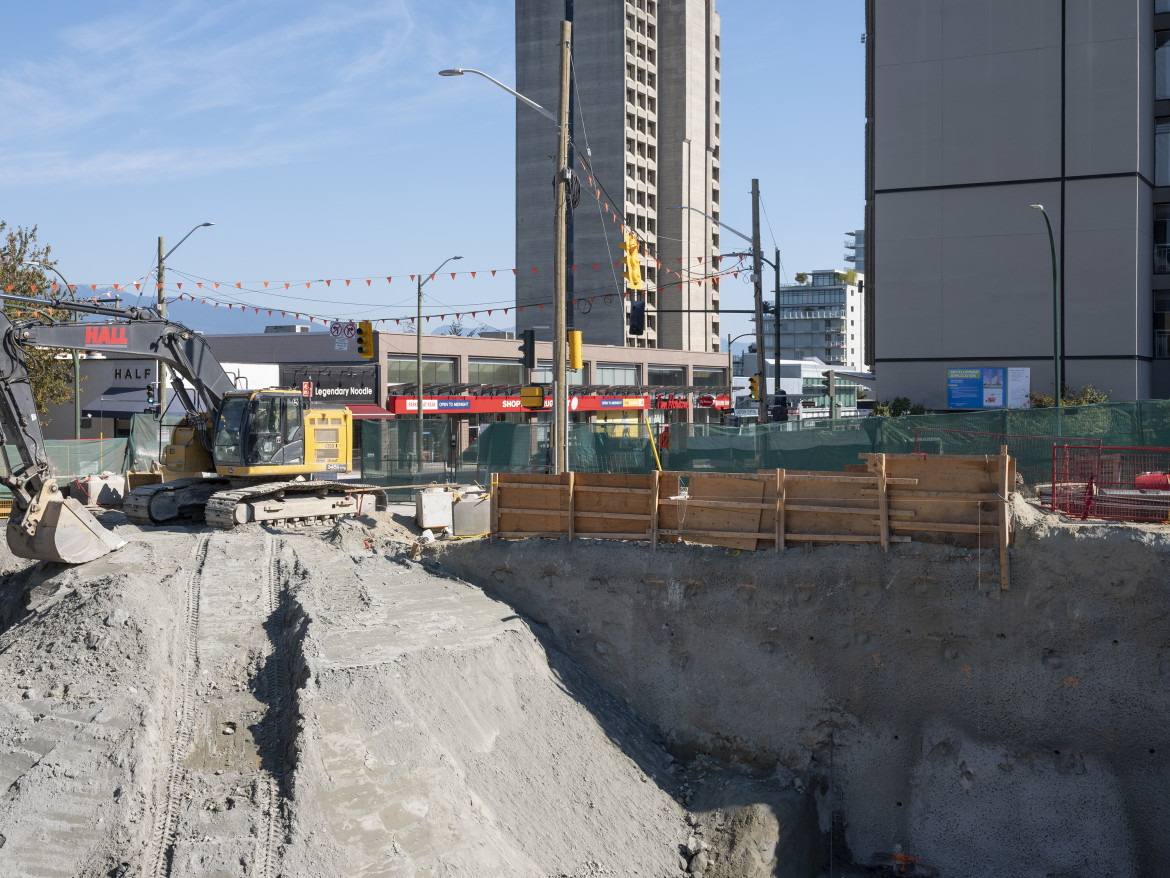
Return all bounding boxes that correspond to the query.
[1156,292,1170,358]
[597,363,639,385]
[468,359,523,385]
[1159,32,1170,99]
[532,362,584,385]
[1158,120,1170,186]
[693,368,724,387]
[648,365,684,386]
[386,357,455,386]
[1157,205,1170,274]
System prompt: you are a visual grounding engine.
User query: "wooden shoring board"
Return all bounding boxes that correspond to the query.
[656,473,683,544]
[680,473,766,550]
[777,470,786,552]
[878,454,1009,497]
[490,473,499,542]
[495,473,572,537]
[573,473,656,538]
[782,469,881,542]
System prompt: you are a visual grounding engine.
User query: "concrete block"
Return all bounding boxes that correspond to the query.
[72,474,126,507]
[415,489,453,530]
[453,495,491,536]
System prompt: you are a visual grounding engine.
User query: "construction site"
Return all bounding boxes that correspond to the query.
[0,443,1166,877]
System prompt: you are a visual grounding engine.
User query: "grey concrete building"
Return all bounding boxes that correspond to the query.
[515,0,722,353]
[866,0,1165,407]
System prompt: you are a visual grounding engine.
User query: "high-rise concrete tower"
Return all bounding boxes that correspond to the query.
[515,0,722,353]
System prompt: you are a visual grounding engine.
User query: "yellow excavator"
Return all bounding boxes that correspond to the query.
[0,293,385,564]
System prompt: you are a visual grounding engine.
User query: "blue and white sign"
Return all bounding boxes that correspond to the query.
[947,367,1022,410]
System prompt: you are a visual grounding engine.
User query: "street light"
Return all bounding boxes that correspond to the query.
[441,21,573,473]
[1030,204,1060,409]
[669,197,777,424]
[22,261,82,439]
[417,255,462,475]
[157,222,214,414]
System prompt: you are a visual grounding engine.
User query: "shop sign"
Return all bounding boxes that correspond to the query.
[696,394,714,408]
[654,394,689,410]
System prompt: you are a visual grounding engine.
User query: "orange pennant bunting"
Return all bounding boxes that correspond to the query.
[471,272,476,278]
[263,282,269,288]
[345,280,350,287]
[326,280,331,287]
[491,270,496,277]
[450,273,456,279]
[236,282,242,289]
[284,283,290,289]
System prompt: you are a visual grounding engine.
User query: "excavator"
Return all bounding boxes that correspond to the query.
[0,293,386,565]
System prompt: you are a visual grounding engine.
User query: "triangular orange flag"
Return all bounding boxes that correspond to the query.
[236,282,242,289]
[326,280,331,287]
[305,283,310,289]
[518,306,523,313]
[386,277,391,284]
[429,274,435,281]
[284,283,290,289]
[214,283,220,289]
[491,270,496,277]
[531,267,537,273]
[263,282,269,288]
[450,273,456,279]
[134,283,141,291]
[91,284,97,291]
[345,280,350,286]
[410,275,415,281]
[366,279,371,286]
[512,269,517,275]
[593,264,598,270]
[197,282,203,289]
[177,283,182,289]
[471,272,476,278]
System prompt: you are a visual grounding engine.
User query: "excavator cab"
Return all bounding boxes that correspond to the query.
[211,390,312,475]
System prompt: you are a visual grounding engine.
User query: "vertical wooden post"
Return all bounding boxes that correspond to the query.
[776,469,786,552]
[490,473,499,541]
[877,454,890,552]
[651,469,660,549]
[567,472,575,543]
[998,445,1011,590]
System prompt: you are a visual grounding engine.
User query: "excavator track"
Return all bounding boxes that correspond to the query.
[204,479,387,529]
[123,477,230,526]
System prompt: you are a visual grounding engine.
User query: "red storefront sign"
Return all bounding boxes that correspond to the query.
[387,395,651,415]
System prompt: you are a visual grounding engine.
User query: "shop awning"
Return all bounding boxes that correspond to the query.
[83,388,153,419]
[345,403,395,419]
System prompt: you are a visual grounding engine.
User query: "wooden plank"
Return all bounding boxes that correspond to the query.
[784,504,913,518]
[567,472,575,544]
[651,470,660,550]
[498,507,569,516]
[573,510,653,521]
[776,469,785,553]
[890,521,1000,535]
[684,474,766,550]
[496,531,568,539]
[574,485,654,495]
[876,453,890,552]
[659,529,785,541]
[494,482,571,492]
[659,498,776,511]
[490,473,498,541]
[999,446,1011,590]
[782,533,883,543]
[560,531,652,541]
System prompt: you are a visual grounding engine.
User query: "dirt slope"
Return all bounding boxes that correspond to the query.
[0,513,690,878]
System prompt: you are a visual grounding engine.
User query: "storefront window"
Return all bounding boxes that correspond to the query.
[648,366,685,387]
[468,359,523,385]
[385,357,455,386]
[531,362,585,385]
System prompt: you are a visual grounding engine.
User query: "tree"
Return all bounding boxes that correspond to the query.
[870,396,926,417]
[0,223,82,418]
[794,272,809,285]
[441,319,469,337]
[1028,384,1110,408]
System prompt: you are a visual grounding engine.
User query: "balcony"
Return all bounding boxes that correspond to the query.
[1157,330,1170,359]
[1157,244,1170,274]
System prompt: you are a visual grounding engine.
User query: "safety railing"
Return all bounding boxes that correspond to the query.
[1050,445,1170,522]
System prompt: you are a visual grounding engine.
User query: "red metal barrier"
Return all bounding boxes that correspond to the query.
[1051,445,1170,522]
[914,428,1101,492]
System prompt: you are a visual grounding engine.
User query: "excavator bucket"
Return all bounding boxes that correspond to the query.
[6,494,126,565]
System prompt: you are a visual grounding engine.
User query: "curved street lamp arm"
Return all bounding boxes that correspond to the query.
[439,68,557,123]
[419,255,463,291]
[162,222,215,263]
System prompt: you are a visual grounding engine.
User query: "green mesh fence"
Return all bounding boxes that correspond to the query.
[358,418,454,495]
[435,400,1170,479]
[0,439,129,500]
[126,413,187,472]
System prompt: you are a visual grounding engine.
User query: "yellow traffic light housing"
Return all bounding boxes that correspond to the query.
[357,321,375,359]
[520,384,545,410]
[568,330,583,371]
[749,374,759,400]
[622,231,643,291]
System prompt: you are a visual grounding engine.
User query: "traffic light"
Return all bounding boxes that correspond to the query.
[628,300,645,336]
[568,330,583,371]
[821,370,839,419]
[356,320,375,359]
[749,374,759,400]
[145,382,158,413]
[621,231,643,291]
[518,328,536,369]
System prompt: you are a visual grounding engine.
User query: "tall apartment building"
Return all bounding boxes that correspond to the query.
[515,0,722,353]
[844,229,865,274]
[866,0,1165,407]
[763,269,869,371]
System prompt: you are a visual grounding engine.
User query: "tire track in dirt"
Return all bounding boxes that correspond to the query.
[145,534,210,878]
[143,532,293,877]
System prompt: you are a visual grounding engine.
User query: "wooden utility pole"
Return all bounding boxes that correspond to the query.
[552,20,572,474]
[751,180,768,424]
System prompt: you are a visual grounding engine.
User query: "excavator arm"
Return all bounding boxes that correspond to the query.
[0,294,237,563]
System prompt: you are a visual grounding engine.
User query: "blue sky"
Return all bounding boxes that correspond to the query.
[1,0,864,344]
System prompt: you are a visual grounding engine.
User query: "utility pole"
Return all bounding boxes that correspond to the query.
[773,246,781,419]
[751,180,768,424]
[552,19,572,474]
[417,273,424,474]
[157,236,167,415]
